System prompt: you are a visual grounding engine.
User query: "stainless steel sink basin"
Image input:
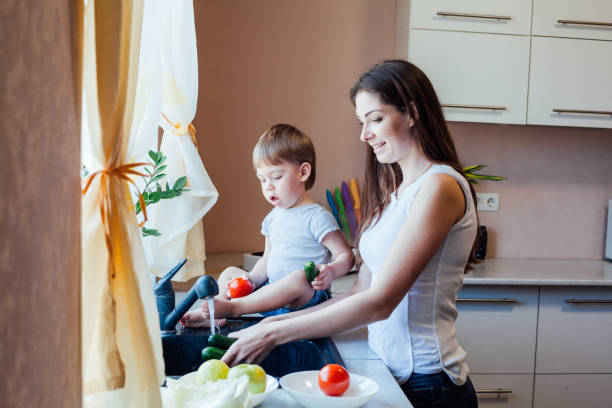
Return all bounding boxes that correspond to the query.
[162,317,344,377]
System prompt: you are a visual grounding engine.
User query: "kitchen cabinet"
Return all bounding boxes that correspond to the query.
[407,30,530,124]
[455,282,612,407]
[470,374,534,408]
[533,374,612,408]
[398,0,612,128]
[409,0,533,35]
[455,286,538,407]
[536,287,612,373]
[532,0,612,41]
[527,36,612,128]
[455,286,538,374]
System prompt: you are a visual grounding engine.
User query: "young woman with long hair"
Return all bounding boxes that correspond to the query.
[221,60,479,408]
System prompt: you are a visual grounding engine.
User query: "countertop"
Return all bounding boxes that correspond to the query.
[260,327,412,407]
[463,258,612,286]
[330,258,612,293]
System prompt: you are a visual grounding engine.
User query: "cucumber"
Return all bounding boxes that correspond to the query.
[208,333,237,350]
[304,261,319,282]
[201,346,226,361]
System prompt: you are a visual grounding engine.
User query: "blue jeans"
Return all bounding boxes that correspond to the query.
[260,287,330,317]
[400,372,478,408]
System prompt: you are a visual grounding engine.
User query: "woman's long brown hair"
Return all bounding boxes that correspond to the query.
[350,60,479,272]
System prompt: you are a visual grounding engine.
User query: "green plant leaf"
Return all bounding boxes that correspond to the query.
[464,165,485,173]
[151,174,165,184]
[142,228,161,237]
[150,191,161,202]
[173,176,188,190]
[467,174,505,181]
[148,150,158,162]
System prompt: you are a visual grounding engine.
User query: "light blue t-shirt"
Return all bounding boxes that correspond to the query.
[261,204,339,284]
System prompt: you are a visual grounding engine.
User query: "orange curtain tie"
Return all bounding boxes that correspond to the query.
[82,163,150,266]
[161,112,198,150]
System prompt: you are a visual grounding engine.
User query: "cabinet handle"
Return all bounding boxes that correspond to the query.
[558,19,612,28]
[437,11,511,21]
[442,104,507,111]
[565,299,612,304]
[457,298,518,303]
[553,108,612,116]
[476,389,513,394]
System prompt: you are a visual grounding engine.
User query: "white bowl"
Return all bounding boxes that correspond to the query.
[279,370,379,408]
[179,371,278,407]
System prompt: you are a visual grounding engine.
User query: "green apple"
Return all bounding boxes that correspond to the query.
[227,364,266,394]
[196,359,229,384]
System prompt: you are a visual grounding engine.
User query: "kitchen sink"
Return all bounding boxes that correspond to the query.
[162,317,344,377]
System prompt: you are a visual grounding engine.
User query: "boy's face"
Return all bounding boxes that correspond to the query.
[255,160,309,208]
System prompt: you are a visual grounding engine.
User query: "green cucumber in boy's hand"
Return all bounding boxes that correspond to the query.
[304,261,319,282]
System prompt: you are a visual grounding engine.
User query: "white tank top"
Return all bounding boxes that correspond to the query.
[359,164,477,385]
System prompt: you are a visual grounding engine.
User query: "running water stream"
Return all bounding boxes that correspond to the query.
[207,297,216,335]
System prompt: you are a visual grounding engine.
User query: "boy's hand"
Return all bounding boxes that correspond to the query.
[311,263,334,291]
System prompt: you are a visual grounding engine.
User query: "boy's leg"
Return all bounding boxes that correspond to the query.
[231,269,315,315]
[180,266,246,327]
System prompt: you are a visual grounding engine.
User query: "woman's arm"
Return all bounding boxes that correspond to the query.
[222,174,466,365]
[312,230,354,290]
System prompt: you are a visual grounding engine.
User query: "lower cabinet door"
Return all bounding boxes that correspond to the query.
[533,374,612,408]
[455,286,538,373]
[470,374,534,408]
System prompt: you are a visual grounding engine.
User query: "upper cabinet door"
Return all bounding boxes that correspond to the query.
[527,36,612,128]
[409,0,533,35]
[408,29,530,124]
[533,0,612,41]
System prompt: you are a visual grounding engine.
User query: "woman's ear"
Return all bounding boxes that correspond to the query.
[299,162,311,183]
[408,101,420,126]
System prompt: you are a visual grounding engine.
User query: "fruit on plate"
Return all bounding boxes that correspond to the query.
[304,261,319,282]
[195,359,229,384]
[201,346,226,361]
[318,364,350,396]
[227,363,267,394]
[227,276,254,298]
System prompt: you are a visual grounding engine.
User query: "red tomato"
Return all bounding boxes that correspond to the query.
[227,277,253,298]
[318,364,350,396]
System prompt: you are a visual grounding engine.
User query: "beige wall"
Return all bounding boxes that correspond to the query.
[194,0,612,260]
[0,1,82,407]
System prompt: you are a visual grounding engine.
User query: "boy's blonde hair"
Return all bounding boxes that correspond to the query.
[253,124,316,190]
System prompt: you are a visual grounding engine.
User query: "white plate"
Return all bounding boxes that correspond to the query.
[179,371,279,408]
[280,371,379,408]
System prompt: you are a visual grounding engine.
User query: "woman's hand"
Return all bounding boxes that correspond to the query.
[311,263,335,290]
[221,322,277,366]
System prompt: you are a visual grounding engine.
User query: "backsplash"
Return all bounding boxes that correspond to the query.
[195,0,612,260]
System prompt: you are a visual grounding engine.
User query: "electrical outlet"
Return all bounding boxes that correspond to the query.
[476,193,500,211]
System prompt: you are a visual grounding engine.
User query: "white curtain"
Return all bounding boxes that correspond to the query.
[81,0,164,406]
[143,0,218,282]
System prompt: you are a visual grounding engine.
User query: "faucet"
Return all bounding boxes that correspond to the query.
[154,258,219,334]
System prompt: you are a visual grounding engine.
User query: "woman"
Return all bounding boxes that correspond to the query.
[221,60,479,408]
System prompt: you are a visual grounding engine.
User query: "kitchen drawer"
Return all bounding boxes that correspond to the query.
[407,29,530,125]
[455,286,538,374]
[533,0,612,41]
[527,36,612,129]
[536,287,612,373]
[470,374,533,408]
[533,374,612,408]
[408,0,533,35]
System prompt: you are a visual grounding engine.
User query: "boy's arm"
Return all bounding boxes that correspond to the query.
[246,237,271,289]
[312,230,354,291]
